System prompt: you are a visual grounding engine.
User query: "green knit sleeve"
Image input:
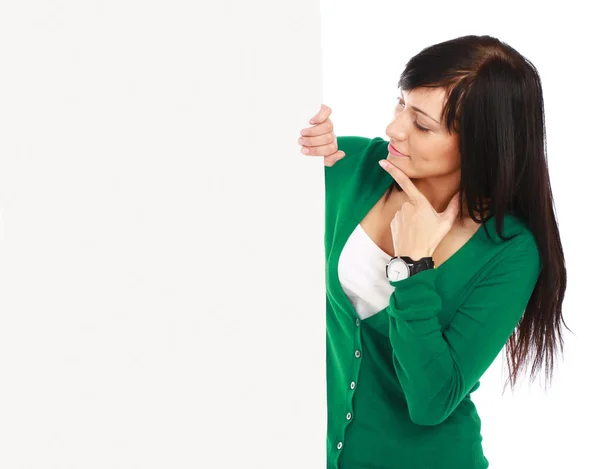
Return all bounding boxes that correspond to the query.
[386,233,542,426]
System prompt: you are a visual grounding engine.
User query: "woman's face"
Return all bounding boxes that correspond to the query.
[385,87,461,178]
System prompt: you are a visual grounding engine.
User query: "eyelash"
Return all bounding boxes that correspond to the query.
[396,97,430,133]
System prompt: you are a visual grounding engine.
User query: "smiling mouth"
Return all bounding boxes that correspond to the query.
[388,143,409,157]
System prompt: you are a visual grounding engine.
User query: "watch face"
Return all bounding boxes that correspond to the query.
[387,258,410,281]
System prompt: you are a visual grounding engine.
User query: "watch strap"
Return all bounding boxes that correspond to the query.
[399,256,435,276]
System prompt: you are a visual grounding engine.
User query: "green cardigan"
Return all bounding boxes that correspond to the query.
[324,136,542,469]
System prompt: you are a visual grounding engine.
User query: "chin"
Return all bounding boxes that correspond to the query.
[388,153,410,161]
[387,155,411,167]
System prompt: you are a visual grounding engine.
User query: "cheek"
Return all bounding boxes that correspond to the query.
[437,137,456,153]
[420,139,460,168]
[442,152,461,171]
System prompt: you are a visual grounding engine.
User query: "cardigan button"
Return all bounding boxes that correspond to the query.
[337,442,343,450]
[355,350,361,358]
[355,318,360,326]
[350,381,356,389]
[346,412,352,420]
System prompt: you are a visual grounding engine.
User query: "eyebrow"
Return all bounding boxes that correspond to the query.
[399,92,440,124]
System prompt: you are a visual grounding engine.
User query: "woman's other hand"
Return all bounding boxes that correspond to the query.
[298,104,345,167]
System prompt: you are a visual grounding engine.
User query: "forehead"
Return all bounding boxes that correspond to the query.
[402,87,447,108]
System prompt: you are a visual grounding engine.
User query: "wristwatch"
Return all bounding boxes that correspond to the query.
[385,256,435,282]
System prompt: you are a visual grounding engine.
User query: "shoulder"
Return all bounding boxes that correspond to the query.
[502,214,537,246]
[487,214,542,276]
[484,213,535,244]
[335,135,388,167]
[325,136,373,177]
[324,136,388,191]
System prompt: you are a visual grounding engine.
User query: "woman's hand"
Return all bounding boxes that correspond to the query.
[298,104,345,167]
[378,159,461,260]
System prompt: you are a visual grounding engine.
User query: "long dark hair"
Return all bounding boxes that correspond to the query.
[385,35,570,393]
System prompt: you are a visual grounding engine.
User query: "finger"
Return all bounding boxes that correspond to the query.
[301,140,339,156]
[301,118,334,137]
[310,104,331,124]
[379,160,424,202]
[323,151,346,166]
[298,131,335,148]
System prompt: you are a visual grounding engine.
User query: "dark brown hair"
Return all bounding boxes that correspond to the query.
[387,35,570,392]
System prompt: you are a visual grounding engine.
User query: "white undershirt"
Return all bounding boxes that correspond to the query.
[337,224,395,320]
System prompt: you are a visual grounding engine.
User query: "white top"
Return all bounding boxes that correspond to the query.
[338,224,395,320]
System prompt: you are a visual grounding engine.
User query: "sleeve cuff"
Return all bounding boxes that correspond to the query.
[388,268,442,321]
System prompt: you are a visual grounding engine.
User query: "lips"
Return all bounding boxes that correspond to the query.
[388,143,409,157]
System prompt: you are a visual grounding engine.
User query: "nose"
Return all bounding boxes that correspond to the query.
[385,114,410,142]
[385,105,413,141]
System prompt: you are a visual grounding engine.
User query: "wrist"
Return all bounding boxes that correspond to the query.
[396,251,433,260]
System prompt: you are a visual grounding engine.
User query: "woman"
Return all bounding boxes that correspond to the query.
[298,35,569,469]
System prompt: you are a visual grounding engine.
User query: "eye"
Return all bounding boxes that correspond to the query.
[396,97,430,133]
[414,122,429,132]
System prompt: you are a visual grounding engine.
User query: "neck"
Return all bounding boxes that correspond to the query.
[392,170,463,212]
[389,172,489,224]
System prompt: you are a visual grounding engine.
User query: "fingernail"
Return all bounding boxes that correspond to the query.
[379,160,388,168]
[309,118,316,124]
[302,147,310,154]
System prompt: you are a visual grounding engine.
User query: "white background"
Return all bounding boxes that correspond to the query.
[0,1,597,468]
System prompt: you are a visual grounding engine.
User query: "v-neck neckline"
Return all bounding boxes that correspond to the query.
[330,166,495,324]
